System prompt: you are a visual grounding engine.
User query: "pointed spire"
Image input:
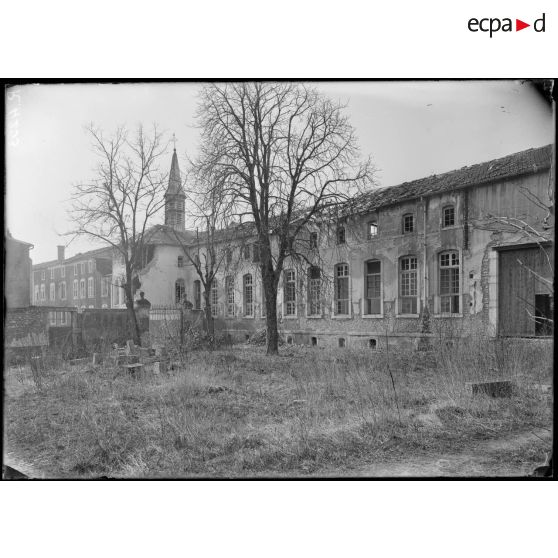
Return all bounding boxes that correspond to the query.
[166,147,183,196]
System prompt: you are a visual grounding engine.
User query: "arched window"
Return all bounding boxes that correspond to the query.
[364,260,382,315]
[193,280,201,310]
[399,256,418,314]
[307,266,321,316]
[284,269,296,316]
[336,225,346,245]
[439,251,460,314]
[334,263,350,315]
[175,279,185,304]
[442,205,455,228]
[243,274,253,316]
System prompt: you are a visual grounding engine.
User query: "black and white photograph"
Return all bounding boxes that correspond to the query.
[4,80,554,480]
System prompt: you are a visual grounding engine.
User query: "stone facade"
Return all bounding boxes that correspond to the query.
[119,145,556,347]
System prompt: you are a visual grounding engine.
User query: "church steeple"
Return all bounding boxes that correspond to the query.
[165,139,185,231]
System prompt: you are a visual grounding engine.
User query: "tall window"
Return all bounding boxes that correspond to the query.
[59,282,67,300]
[439,251,460,314]
[243,245,251,261]
[284,270,296,316]
[40,284,46,300]
[308,266,321,316]
[211,280,219,317]
[50,283,55,301]
[49,312,56,325]
[310,232,318,250]
[88,277,94,298]
[61,312,67,326]
[88,260,94,273]
[364,260,382,315]
[334,263,350,315]
[243,274,254,316]
[50,268,55,279]
[336,225,346,245]
[193,280,201,310]
[403,214,414,234]
[74,264,78,276]
[177,256,184,268]
[41,270,45,281]
[81,262,86,274]
[73,280,78,299]
[226,276,235,316]
[442,205,455,228]
[101,278,109,297]
[61,266,65,278]
[175,279,185,304]
[34,285,40,302]
[368,221,378,239]
[399,256,418,314]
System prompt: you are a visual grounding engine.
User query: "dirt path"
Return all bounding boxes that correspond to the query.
[320,428,552,478]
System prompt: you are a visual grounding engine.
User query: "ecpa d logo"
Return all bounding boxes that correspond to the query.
[468,13,546,37]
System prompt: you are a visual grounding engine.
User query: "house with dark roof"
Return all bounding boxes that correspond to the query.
[32,245,113,314]
[116,144,555,346]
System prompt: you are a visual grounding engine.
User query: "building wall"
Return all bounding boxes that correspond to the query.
[114,166,553,347]
[5,237,32,308]
[33,256,112,309]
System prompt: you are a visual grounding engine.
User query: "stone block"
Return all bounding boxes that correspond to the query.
[470,380,515,398]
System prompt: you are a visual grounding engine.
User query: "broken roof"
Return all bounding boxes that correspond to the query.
[342,144,553,217]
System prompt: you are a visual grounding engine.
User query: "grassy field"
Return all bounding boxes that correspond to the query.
[3,337,553,478]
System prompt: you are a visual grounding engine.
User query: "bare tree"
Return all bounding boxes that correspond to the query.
[193,82,375,355]
[67,124,168,345]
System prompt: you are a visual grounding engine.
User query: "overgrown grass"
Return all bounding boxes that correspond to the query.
[4,337,552,477]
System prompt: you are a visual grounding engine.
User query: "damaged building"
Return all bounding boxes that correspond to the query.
[111,144,554,348]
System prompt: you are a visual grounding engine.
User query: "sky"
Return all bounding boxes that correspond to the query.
[5,80,554,264]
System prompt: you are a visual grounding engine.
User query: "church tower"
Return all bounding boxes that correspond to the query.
[164,146,186,231]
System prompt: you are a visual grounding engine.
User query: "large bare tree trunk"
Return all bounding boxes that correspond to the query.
[263,280,279,355]
[203,287,215,349]
[124,274,141,346]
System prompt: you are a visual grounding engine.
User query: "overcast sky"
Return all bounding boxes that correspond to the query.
[5,80,554,264]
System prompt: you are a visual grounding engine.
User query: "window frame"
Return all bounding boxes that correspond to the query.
[211,280,219,317]
[336,225,346,245]
[88,277,95,298]
[50,282,56,301]
[73,279,78,299]
[177,255,184,268]
[61,266,65,278]
[334,263,351,316]
[438,250,461,315]
[59,281,67,300]
[175,279,185,304]
[243,274,254,317]
[363,259,382,317]
[284,269,296,317]
[307,266,322,317]
[398,256,419,315]
[225,276,235,317]
[367,221,378,240]
[442,205,456,229]
[402,213,415,234]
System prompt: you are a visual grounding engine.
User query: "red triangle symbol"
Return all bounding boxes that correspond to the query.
[516,19,530,31]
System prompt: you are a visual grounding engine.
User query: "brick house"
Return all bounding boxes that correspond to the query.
[32,246,113,310]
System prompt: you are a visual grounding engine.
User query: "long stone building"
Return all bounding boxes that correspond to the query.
[112,144,554,348]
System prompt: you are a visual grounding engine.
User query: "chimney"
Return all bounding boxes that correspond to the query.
[57,245,65,262]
